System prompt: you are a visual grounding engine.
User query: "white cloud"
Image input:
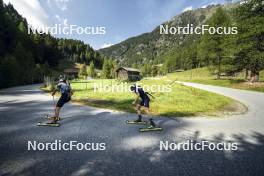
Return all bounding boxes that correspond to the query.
[3,0,49,28]
[201,2,217,8]
[182,6,193,12]
[54,14,68,26]
[48,0,71,11]
[100,43,113,49]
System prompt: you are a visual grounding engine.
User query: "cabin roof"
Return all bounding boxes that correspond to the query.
[64,68,79,73]
[116,67,140,73]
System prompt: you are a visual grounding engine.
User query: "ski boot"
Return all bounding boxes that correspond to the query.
[148,118,156,128]
[134,115,143,123]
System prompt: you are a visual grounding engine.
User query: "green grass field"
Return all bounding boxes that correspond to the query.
[57,78,243,117]
[167,67,264,92]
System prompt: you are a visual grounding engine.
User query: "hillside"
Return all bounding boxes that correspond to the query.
[99,4,232,66]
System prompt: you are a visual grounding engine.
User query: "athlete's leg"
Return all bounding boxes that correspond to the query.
[144,107,150,114]
[55,107,61,118]
[52,94,70,122]
[143,101,156,127]
[49,106,61,123]
[134,104,143,122]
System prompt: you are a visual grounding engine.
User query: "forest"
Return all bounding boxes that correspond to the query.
[0,0,106,88]
[162,0,264,81]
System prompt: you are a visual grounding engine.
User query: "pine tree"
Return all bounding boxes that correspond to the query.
[88,61,96,78]
[160,64,168,75]
[233,0,264,82]
[102,59,111,78]
[78,64,88,79]
[0,55,19,88]
[199,7,233,79]
[108,59,115,78]
[141,63,152,76]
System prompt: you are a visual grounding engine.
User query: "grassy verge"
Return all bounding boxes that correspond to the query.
[167,67,264,92]
[41,78,246,117]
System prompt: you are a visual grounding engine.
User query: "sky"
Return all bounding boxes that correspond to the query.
[3,0,228,49]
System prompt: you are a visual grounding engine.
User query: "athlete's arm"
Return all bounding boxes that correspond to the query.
[67,82,74,95]
[52,83,60,96]
[52,89,57,96]
[132,92,140,105]
[69,86,74,95]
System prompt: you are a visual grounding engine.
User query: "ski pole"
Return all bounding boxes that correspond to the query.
[146,92,155,99]
[52,95,56,114]
[53,95,56,106]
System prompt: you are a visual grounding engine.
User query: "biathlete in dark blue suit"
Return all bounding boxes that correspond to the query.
[130,84,156,128]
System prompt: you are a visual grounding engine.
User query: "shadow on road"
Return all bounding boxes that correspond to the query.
[1,129,264,176]
[1,85,264,176]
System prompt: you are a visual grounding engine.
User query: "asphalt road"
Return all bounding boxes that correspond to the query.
[0,83,264,176]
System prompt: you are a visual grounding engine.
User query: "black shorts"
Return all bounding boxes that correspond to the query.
[139,97,150,108]
[57,94,71,107]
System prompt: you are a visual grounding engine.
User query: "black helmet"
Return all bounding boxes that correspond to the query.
[130,84,141,92]
[130,84,136,91]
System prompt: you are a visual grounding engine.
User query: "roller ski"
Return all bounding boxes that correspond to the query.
[38,116,60,127]
[37,122,60,127]
[139,118,163,132]
[126,115,147,125]
[139,126,163,132]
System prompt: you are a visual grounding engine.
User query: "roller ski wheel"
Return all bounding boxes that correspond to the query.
[126,120,147,125]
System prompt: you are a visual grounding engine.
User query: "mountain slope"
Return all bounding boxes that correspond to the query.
[99,4,232,67]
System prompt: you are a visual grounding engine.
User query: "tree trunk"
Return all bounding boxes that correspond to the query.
[245,69,248,80]
[217,55,221,79]
[250,70,260,83]
[216,73,220,79]
[255,72,260,82]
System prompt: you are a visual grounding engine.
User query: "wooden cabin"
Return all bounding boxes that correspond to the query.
[64,68,79,79]
[116,67,141,81]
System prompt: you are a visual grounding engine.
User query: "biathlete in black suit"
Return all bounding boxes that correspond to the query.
[130,84,156,128]
[49,78,73,123]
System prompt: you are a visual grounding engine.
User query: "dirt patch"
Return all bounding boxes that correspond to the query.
[197,100,248,117]
[240,82,264,87]
[234,82,264,90]
[217,101,248,117]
